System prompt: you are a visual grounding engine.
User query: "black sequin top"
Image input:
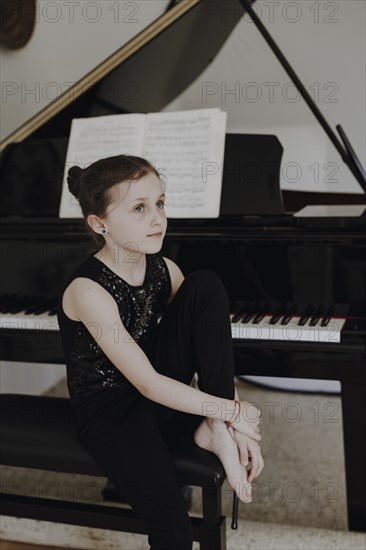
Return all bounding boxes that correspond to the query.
[57,253,172,401]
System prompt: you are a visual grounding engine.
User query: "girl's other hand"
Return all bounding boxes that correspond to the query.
[234,431,264,482]
[231,400,261,441]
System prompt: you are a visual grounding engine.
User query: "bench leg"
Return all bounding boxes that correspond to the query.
[198,486,226,550]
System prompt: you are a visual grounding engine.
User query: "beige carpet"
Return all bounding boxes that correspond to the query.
[1,377,365,549]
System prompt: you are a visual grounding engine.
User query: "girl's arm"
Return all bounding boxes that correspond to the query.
[71,277,260,441]
[162,256,184,305]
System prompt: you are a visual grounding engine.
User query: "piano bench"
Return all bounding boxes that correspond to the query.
[0,394,227,550]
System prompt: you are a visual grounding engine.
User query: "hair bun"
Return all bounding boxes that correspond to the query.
[67,165,83,199]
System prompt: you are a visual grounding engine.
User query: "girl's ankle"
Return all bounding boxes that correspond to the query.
[206,417,222,429]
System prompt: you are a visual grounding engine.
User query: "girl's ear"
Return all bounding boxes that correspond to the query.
[87,214,103,234]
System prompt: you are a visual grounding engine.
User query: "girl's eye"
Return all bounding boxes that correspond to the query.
[134,201,165,213]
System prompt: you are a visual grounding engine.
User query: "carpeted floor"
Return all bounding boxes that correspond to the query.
[1,376,365,549]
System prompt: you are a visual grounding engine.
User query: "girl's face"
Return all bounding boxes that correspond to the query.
[103,172,167,256]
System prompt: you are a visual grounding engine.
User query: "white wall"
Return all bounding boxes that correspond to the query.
[164,0,366,194]
[1,0,169,140]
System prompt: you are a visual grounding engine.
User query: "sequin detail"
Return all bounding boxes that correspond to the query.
[57,254,172,401]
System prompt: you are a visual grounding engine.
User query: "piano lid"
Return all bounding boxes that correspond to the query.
[0,0,243,151]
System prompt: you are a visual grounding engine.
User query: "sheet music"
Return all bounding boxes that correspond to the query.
[142,109,227,218]
[59,114,145,218]
[59,109,226,218]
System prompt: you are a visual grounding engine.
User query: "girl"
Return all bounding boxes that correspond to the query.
[57,154,264,550]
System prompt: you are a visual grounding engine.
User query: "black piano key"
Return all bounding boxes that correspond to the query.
[252,302,271,324]
[0,294,19,313]
[25,302,38,312]
[320,305,335,327]
[7,306,26,314]
[47,297,59,316]
[252,314,265,324]
[281,303,298,325]
[0,294,11,307]
[309,305,324,326]
[241,302,261,323]
[269,303,288,325]
[24,296,40,315]
[33,303,53,315]
[0,294,15,313]
[231,302,250,323]
[298,304,314,326]
[4,294,59,316]
[23,306,37,314]
[241,314,254,323]
[29,296,54,315]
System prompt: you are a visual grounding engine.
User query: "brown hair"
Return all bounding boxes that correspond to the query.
[67,155,161,251]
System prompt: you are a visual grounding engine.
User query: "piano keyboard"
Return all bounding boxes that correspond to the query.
[229,301,347,343]
[0,295,349,343]
[1,312,59,331]
[0,295,59,331]
[230,302,349,343]
[230,314,344,343]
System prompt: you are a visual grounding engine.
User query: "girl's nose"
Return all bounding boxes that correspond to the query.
[151,209,165,225]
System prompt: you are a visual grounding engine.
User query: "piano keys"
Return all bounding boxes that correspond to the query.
[2,294,361,345]
[0,295,59,331]
[230,302,348,344]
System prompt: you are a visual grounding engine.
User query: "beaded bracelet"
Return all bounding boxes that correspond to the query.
[224,399,241,430]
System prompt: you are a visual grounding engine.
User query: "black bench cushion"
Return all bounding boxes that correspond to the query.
[0,394,225,489]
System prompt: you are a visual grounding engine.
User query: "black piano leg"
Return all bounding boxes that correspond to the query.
[341,381,366,531]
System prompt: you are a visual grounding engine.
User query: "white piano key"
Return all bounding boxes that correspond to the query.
[0,312,59,331]
[230,315,345,343]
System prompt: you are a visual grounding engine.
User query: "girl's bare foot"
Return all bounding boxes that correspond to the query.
[193,418,252,503]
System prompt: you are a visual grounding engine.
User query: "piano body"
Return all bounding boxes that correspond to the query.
[1,0,365,531]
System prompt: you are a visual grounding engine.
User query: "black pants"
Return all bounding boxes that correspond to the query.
[73,270,235,550]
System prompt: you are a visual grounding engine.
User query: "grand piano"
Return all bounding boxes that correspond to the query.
[0,0,365,531]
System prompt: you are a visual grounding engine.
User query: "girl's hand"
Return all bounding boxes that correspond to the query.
[234,431,264,482]
[231,400,261,441]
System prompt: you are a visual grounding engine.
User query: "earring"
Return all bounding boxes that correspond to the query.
[101,228,107,234]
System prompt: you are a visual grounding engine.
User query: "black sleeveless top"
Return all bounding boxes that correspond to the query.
[57,253,172,402]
